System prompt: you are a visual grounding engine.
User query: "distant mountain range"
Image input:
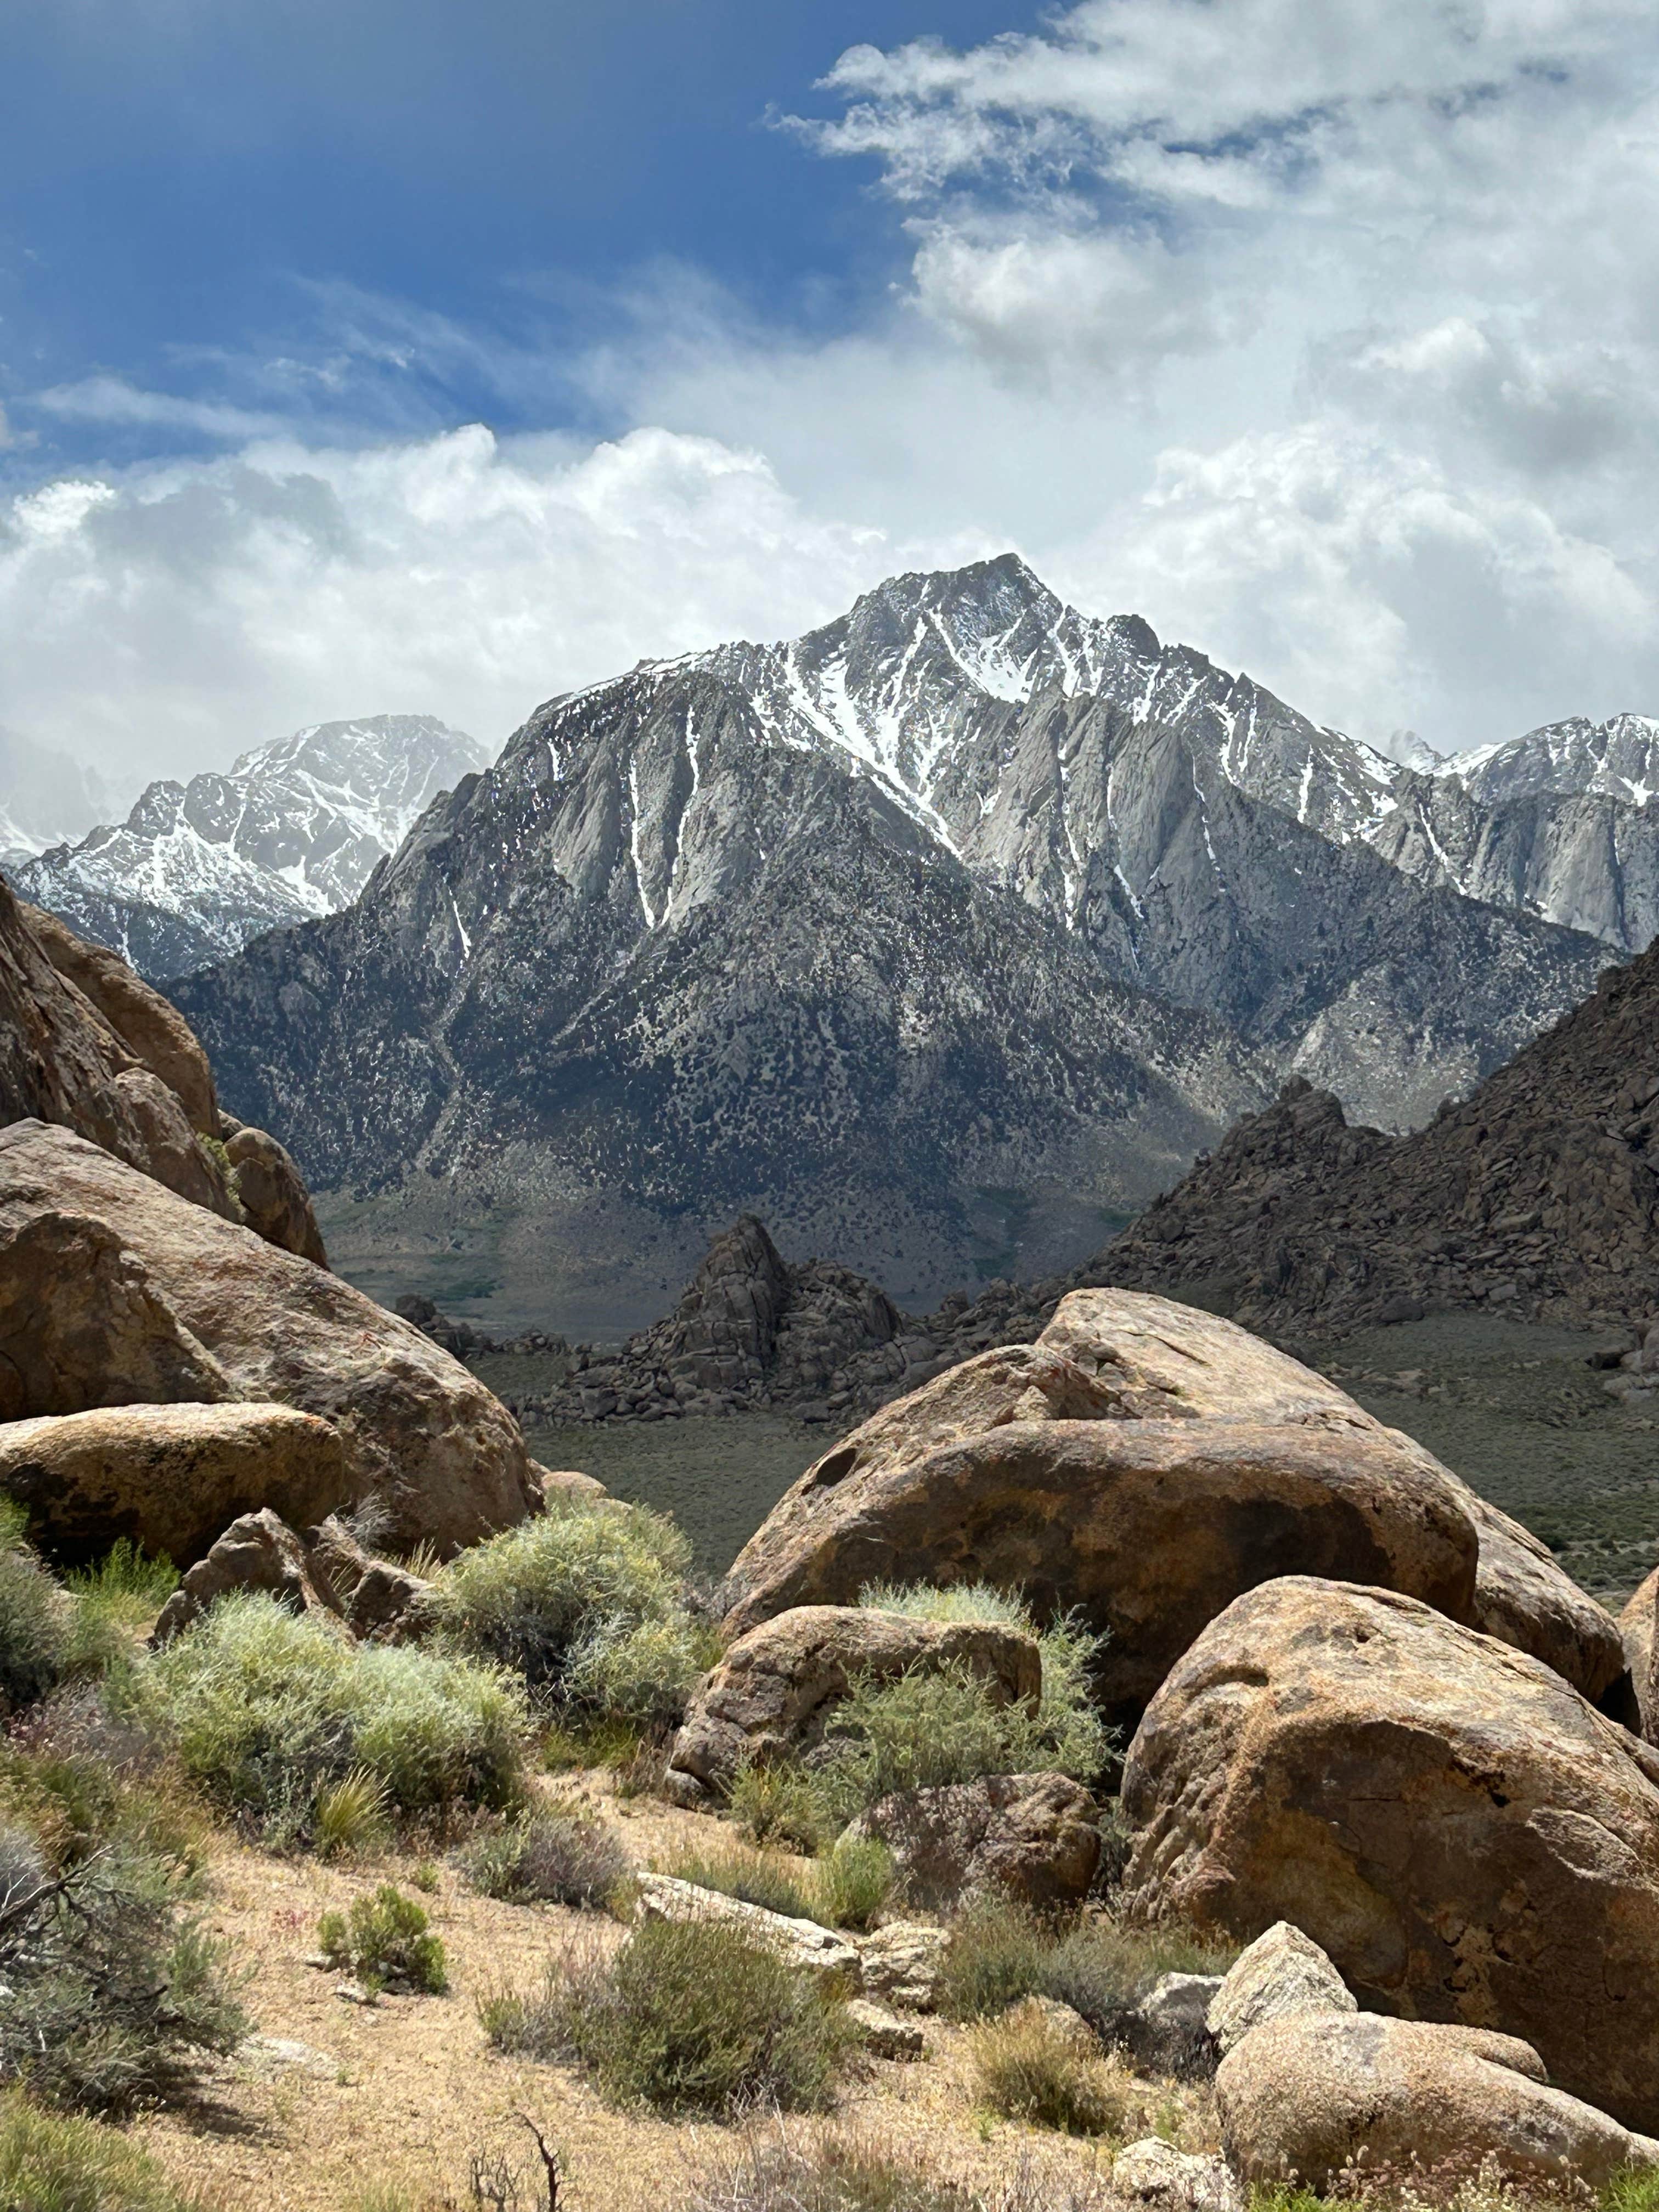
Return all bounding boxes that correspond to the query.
[8,715,490,977]
[164,556,1639,1331]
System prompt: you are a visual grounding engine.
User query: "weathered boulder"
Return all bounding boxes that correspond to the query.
[721,1413,1479,1723]
[1216,2013,1659,2189]
[664,1604,1041,1801]
[1620,1565,1658,1742]
[1450,1489,1624,1702]
[0,1121,540,1551]
[1112,2139,1240,2212]
[632,1873,862,1993]
[1120,1576,1659,2131]
[1036,1287,1378,1429]
[221,1124,329,1268]
[0,1401,351,1567]
[1206,1923,1355,2057]
[844,1998,925,2059]
[0,881,233,1215]
[21,901,218,1136]
[849,1771,1100,1910]
[152,1506,342,1643]
[853,1921,949,2011]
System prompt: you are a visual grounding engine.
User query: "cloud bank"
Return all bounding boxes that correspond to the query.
[5,0,1659,795]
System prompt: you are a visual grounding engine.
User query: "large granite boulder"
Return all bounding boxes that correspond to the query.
[848,1772,1101,1910]
[720,1288,1618,1708]
[221,1122,329,1267]
[21,900,219,1136]
[1217,2013,1659,2188]
[0,1401,350,1567]
[1620,1565,1658,1742]
[0,878,233,1215]
[1120,1575,1659,2132]
[0,1120,539,1551]
[664,1603,1041,1801]
[720,1411,1479,1724]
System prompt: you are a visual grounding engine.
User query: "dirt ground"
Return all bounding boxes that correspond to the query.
[134,1774,1210,2212]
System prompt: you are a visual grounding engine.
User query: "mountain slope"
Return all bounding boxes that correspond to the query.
[12,714,489,978]
[177,664,1267,1327]
[170,557,1626,1330]
[1097,938,1659,1338]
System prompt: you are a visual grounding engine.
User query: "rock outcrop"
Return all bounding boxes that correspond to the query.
[1620,1567,1658,1741]
[0,1120,539,1551]
[151,1506,342,1642]
[1120,1576,1659,2132]
[220,1122,329,1267]
[1217,2013,1659,2189]
[0,874,235,1217]
[848,1771,1101,1910]
[1102,933,1659,1335]
[664,1604,1041,1802]
[0,1402,351,1568]
[632,1874,862,1994]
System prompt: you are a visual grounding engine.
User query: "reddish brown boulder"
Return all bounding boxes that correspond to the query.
[1119,1576,1659,2132]
[222,1122,329,1267]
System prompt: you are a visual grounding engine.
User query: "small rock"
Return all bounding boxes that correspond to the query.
[845,1998,925,2059]
[333,1980,379,2006]
[1206,1922,1355,2056]
[633,1873,862,1994]
[854,1920,949,2011]
[1112,2139,1242,2212]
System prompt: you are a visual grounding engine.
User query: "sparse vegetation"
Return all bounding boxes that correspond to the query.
[435,1497,714,1724]
[936,1894,1055,2022]
[0,2087,196,2212]
[969,2001,1137,2137]
[730,1757,832,1853]
[0,1500,69,1713]
[663,1836,817,1920]
[318,1883,448,1994]
[1043,1917,1237,2049]
[480,1917,853,2117]
[462,1802,631,1909]
[149,1592,529,1841]
[811,1832,896,1930]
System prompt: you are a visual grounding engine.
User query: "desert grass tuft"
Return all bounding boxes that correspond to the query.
[969,2000,1138,2138]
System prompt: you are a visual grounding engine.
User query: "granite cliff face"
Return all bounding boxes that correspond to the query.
[12,714,489,979]
[170,557,1625,1327]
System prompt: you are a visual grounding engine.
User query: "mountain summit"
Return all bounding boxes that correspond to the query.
[170,557,1617,1332]
[12,713,490,977]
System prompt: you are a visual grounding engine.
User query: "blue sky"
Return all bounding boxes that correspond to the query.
[3,1,1032,465]
[4,1,1659,806]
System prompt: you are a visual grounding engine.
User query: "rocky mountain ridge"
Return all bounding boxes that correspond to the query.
[169,556,1645,1329]
[11,713,489,978]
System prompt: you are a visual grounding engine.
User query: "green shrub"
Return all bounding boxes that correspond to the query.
[481,1918,852,2117]
[0,2088,195,2212]
[318,1884,448,1994]
[0,1515,67,1713]
[858,1582,1114,1787]
[936,1895,1056,2022]
[59,1542,179,1686]
[729,1758,832,1853]
[435,1498,712,1723]
[149,1593,528,1838]
[969,2001,1136,2137]
[0,1820,245,2114]
[313,1768,391,1858]
[462,1803,631,1909]
[812,1835,895,1931]
[1042,1917,1238,2047]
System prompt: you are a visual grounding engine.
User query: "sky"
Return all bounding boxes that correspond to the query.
[3,0,1659,816]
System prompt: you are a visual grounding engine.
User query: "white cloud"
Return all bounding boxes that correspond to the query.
[9,0,1659,783]
[0,424,955,789]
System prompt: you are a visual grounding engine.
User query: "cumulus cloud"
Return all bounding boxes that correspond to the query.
[0,423,958,790]
[8,0,1659,783]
